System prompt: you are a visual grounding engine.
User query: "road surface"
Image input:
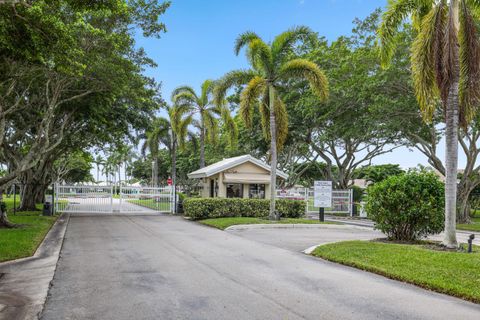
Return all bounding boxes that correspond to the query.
[41,215,480,320]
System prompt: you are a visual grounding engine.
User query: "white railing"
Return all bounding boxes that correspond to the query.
[276,187,353,216]
[55,184,172,213]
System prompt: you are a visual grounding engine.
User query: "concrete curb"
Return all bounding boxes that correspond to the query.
[225,223,372,231]
[0,213,70,320]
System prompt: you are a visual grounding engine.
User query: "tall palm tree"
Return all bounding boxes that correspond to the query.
[378,0,480,248]
[171,80,237,168]
[141,117,170,187]
[214,26,329,220]
[168,105,195,212]
[94,154,104,184]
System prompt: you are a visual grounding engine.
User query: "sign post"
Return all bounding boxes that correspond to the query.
[314,181,332,222]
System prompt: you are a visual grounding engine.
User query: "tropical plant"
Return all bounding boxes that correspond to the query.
[213,26,329,219]
[171,80,237,168]
[168,105,195,197]
[141,117,171,186]
[378,0,480,248]
[93,155,105,184]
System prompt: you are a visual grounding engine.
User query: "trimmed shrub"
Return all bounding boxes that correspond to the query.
[183,198,305,220]
[365,171,444,241]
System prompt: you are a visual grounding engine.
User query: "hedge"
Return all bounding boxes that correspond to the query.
[183,198,305,220]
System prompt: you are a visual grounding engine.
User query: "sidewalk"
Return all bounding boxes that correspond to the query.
[0,214,69,320]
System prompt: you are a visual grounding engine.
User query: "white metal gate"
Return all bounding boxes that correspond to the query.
[276,187,353,216]
[54,184,173,214]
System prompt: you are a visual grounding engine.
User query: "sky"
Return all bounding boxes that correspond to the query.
[131,0,466,171]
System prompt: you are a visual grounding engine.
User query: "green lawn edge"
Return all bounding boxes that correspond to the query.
[198,217,336,230]
[311,240,480,304]
[0,200,59,262]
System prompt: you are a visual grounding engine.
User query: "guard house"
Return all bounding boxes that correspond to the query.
[187,155,288,199]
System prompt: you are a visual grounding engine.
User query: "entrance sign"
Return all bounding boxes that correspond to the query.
[314,181,332,208]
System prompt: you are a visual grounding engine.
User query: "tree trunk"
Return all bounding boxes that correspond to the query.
[18,183,40,211]
[443,82,459,248]
[457,184,472,223]
[153,157,158,187]
[199,125,205,168]
[172,135,177,214]
[268,85,278,220]
[97,164,100,183]
[0,191,14,228]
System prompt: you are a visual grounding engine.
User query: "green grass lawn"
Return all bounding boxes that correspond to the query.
[312,240,480,303]
[457,211,480,232]
[127,199,171,212]
[198,217,336,230]
[0,211,58,262]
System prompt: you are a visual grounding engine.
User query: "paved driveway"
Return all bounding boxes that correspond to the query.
[41,215,480,320]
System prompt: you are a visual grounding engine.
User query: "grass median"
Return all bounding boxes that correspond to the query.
[198,217,336,230]
[457,212,480,232]
[312,240,480,303]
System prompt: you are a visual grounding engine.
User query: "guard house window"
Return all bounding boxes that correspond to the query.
[226,183,243,198]
[249,184,265,199]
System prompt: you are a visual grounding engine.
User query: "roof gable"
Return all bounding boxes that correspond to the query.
[187,155,288,179]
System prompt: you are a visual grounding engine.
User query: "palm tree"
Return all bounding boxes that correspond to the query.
[378,0,480,248]
[141,117,170,187]
[93,154,104,184]
[213,27,329,220]
[171,80,237,168]
[168,105,195,212]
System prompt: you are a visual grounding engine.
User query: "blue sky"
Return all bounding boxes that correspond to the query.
[133,0,460,170]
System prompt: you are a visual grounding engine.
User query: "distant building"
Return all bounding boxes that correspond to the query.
[187,155,288,199]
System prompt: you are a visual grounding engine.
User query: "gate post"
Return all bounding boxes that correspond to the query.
[110,185,114,213]
[349,188,354,217]
[119,184,123,212]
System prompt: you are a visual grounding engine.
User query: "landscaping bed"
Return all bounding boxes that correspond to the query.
[0,211,58,262]
[199,217,335,230]
[311,240,480,303]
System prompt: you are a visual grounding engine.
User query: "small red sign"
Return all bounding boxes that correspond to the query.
[167,178,172,186]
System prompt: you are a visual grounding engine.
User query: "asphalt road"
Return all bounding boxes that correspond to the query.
[41,215,480,320]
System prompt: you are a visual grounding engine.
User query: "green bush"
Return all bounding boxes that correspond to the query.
[183,198,305,220]
[365,171,444,241]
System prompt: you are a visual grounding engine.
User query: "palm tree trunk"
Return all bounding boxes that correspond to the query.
[153,157,158,187]
[443,82,459,248]
[268,85,278,220]
[96,164,100,183]
[172,136,177,214]
[199,126,205,168]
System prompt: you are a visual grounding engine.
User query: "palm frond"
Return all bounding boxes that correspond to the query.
[278,59,329,101]
[240,76,267,127]
[378,0,432,67]
[411,3,445,121]
[234,31,261,55]
[459,0,480,126]
[200,79,214,106]
[172,91,198,107]
[219,105,238,147]
[271,26,316,63]
[247,38,273,74]
[258,90,288,149]
[171,85,198,102]
[213,69,257,106]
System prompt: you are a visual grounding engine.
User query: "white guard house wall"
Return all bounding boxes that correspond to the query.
[188,155,288,200]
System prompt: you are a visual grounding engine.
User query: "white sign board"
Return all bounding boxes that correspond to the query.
[314,180,332,208]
